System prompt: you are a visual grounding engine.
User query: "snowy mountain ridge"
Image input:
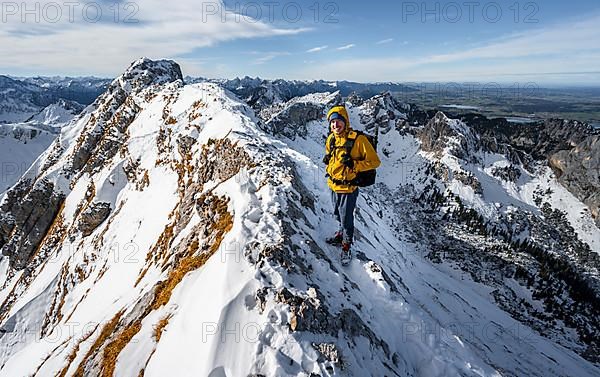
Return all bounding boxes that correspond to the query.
[0,96,86,199]
[25,99,85,126]
[0,58,598,377]
[184,75,416,112]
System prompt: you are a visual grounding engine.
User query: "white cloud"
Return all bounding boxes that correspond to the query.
[0,0,308,76]
[376,38,393,45]
[427,14,600,63]
[252,52,291,65]
[306,45,328,53]
[296,14,600,83]
[336,44,355,50]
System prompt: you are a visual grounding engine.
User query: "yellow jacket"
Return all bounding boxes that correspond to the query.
[325,107,381,193]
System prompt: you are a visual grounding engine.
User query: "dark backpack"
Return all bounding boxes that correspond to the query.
[325,131,378,187]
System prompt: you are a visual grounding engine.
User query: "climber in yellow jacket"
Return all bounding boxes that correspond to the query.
[323,105,380,264]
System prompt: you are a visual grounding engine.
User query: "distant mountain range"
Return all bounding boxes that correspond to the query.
[3,72,599,124]
[186,75,417,107]
[0,75,110,122]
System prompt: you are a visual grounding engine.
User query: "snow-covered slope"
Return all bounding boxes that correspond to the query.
[0,123,58,197]
[0,99,83,199]
[0,58,598,377]
[26,99,85,126]
[0,78,91,200]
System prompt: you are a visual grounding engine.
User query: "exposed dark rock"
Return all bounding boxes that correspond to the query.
[276,287,332,333]
[264,102,323,139]
[0,179,65,270]
[462,115,594,160]
[275,287,391,358]
[78,202,112,237]
[359,91,408,135]
[218,76,414,111]
[445,112,599,223]
[367,261,400,294]
[312,342,343,368]
[195,138,253,184]
[454,171,483,194]
[346,92,363,106]
[259,92,342,139]
[117,58,183,93]
[254,288,268,314]
[176,135,197,156]
[491,165,522,182]
[84,98,142,174]
[0,75,56,122]
[440,113,599,224]
[549,135,600,227]
[418,111,480,162]
[0,59,183,271]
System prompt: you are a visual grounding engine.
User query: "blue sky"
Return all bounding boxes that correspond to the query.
[1,0,599,84]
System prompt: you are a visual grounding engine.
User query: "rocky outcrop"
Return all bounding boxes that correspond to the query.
[449,113,599,224]
[259,92,340,139]
[78,202,111,237]
[416,108,598,223]
[400,180,600,364]
[312,343,343,367]
[454,171,483,194]
[116,58,183,93]
[0,178,65,270]
[491,165,522,182]
[358,91,408,135]
[195,138,254,184]
[550,135,600,226]
[418,111,480,162]
[263,102,324,139]
[463,115,593,160]
[275,287,391,358]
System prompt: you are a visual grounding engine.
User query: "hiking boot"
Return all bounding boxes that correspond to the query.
[326,231,343,246]
[340,242,352,266]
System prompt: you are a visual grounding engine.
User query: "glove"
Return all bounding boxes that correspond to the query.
[341,154,354,169]
[322,154,331,165]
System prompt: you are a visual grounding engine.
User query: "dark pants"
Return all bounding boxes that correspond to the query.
[330,189,359,244]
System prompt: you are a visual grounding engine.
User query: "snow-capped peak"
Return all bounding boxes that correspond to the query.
[25,99,84,126]
[113,57,183,94]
